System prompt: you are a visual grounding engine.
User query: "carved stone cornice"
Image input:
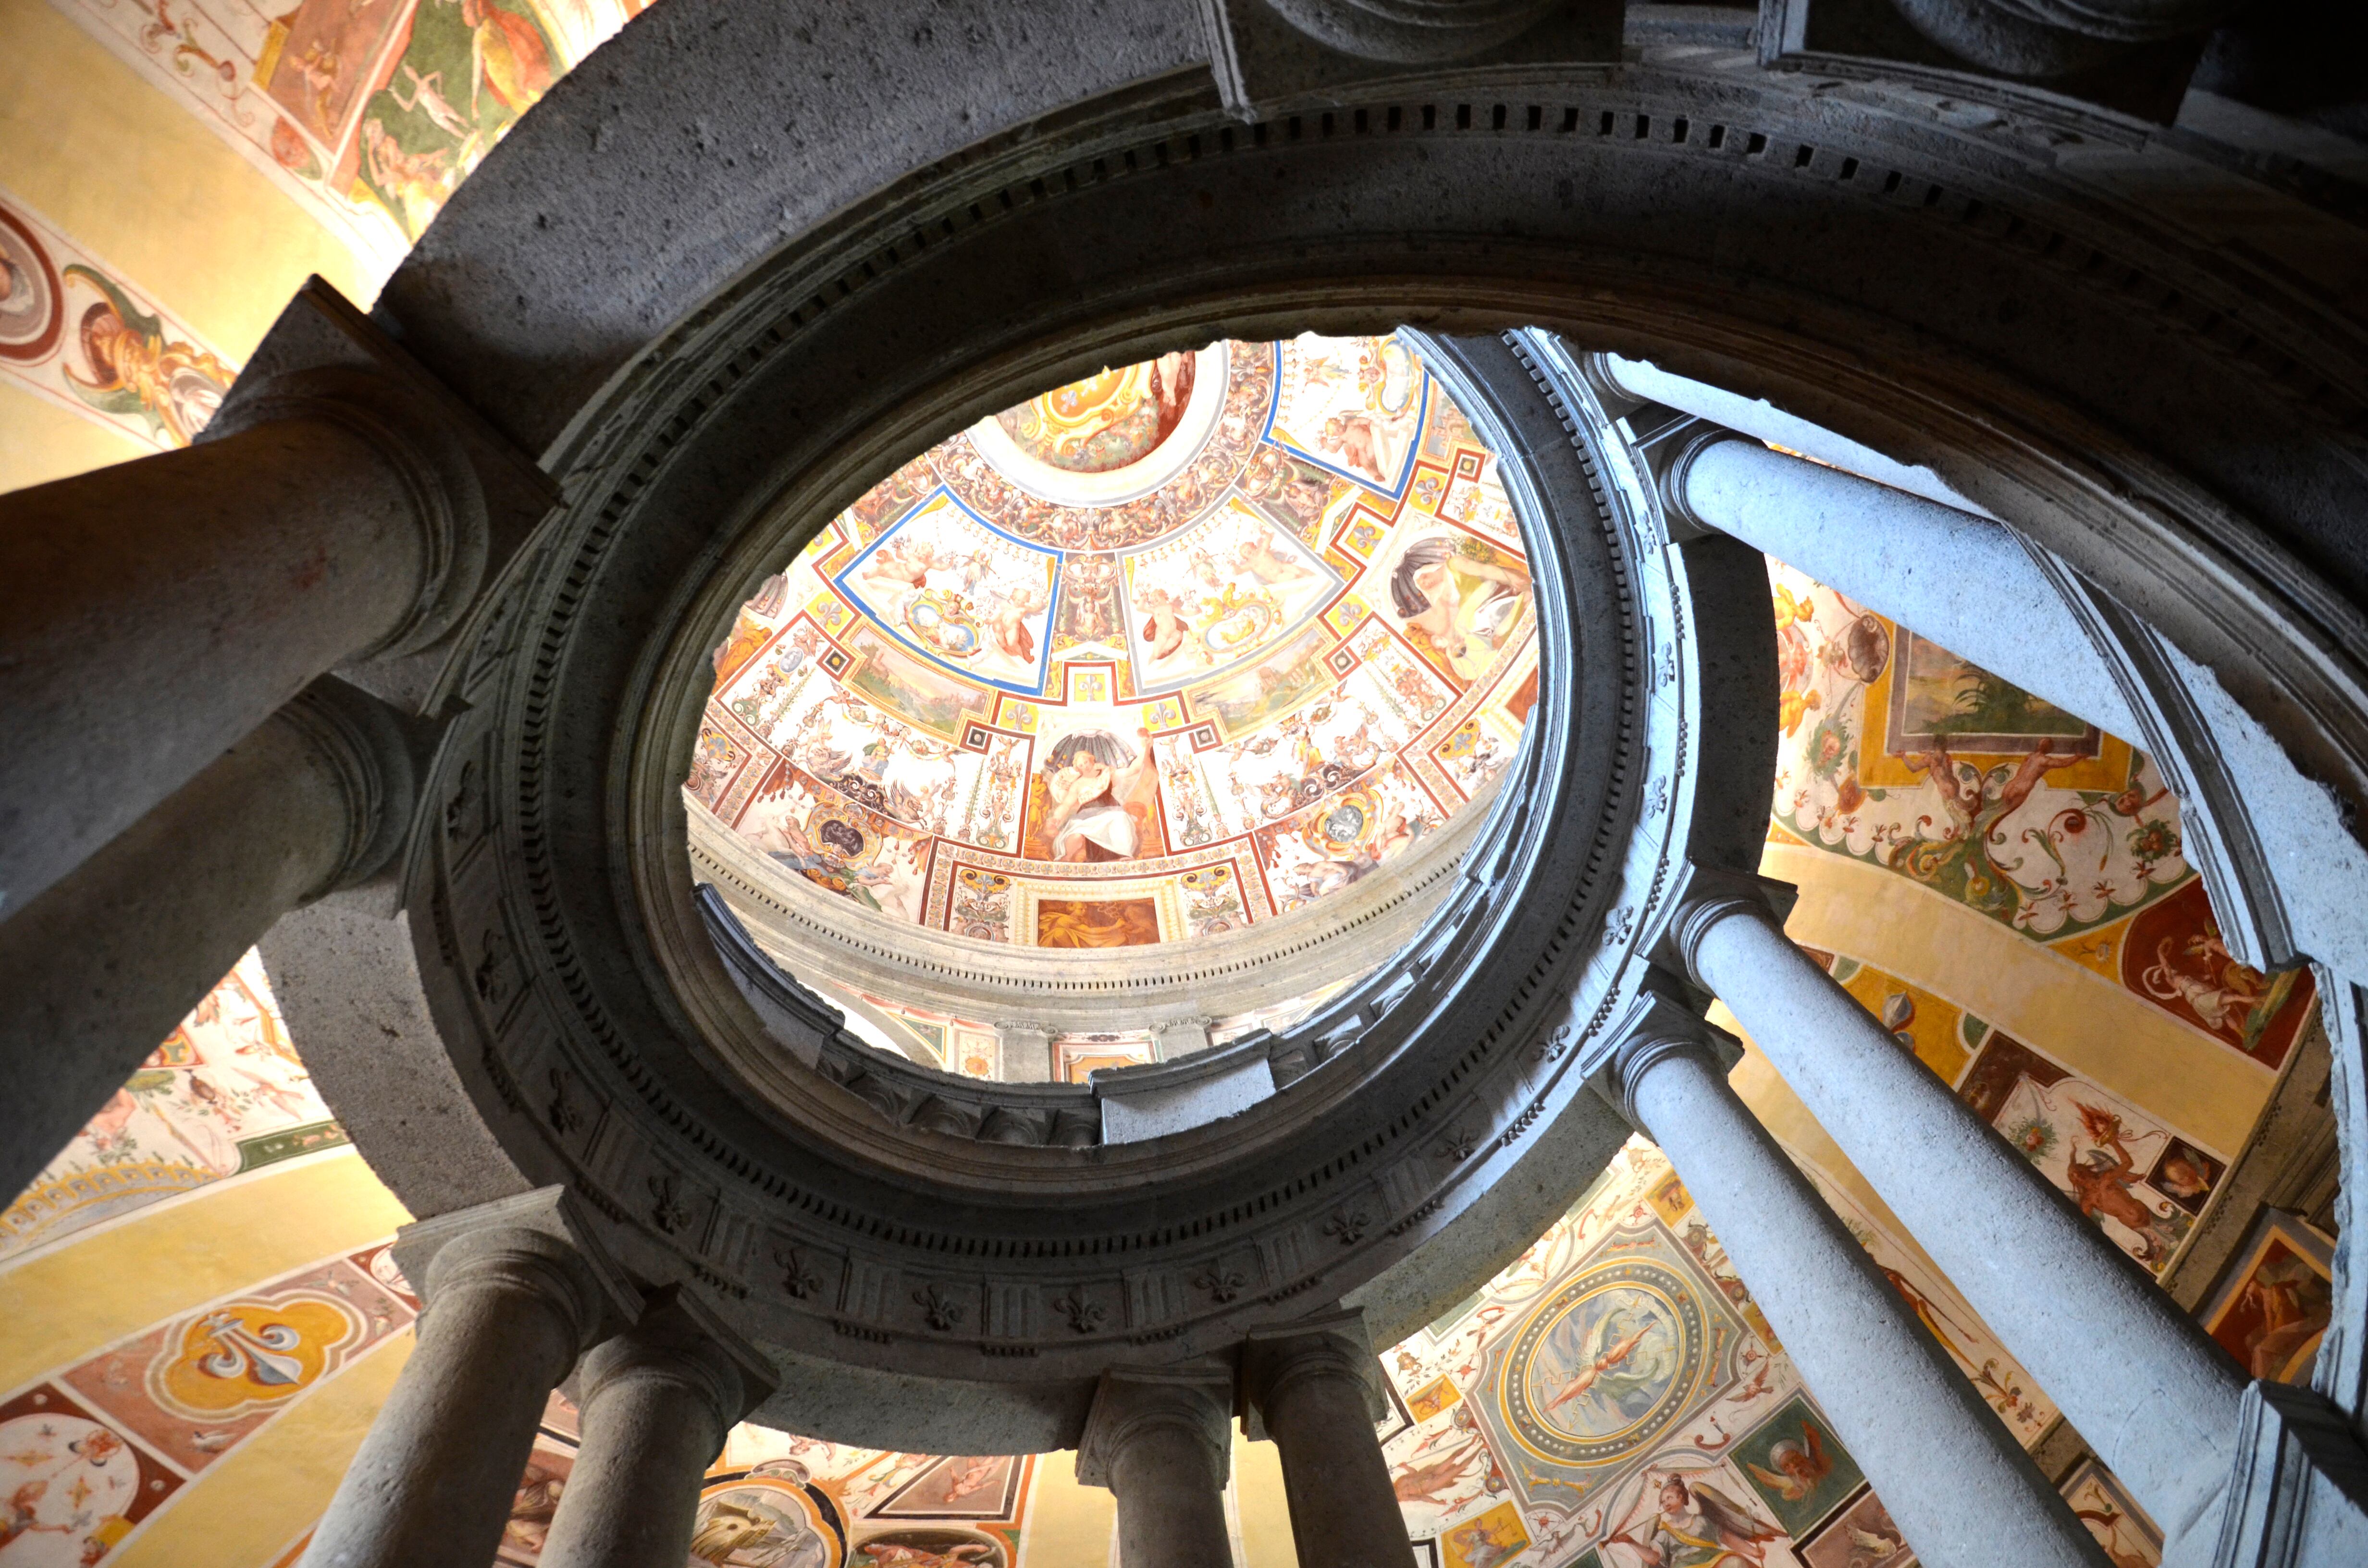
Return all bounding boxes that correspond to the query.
[369,308,1688,1451]
[691,787,1484,1034]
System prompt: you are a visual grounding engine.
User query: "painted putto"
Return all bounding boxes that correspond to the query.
[687,335,1540,954]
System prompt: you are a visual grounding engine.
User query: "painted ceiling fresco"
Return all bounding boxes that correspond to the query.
[0,192,239,452]
[689,335,1540,956]
[1767,562,2316,1071]
[0,1116,2208,1568]
[1799,949,2231,1279]
[0,950,343,1264]
[57,0,645,270]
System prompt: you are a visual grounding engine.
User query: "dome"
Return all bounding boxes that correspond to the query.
[686,334,1540,1077]
[8,10,2368,1568]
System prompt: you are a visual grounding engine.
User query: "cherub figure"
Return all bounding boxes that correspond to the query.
[985,576,1048,662]
[1233,527,1315,586]
[1135,585,1197,665]
[1744,1421,1833,1501]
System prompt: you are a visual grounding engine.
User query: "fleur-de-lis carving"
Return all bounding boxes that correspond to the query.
[545,1067,581,1135]
[1644,775,1670,817]
[1435,1126,1480,1164]
[776,1248,822,1300]
[913,1283,967,1332]
[1322,1208,1369,1247]
[1052,1292,1107,1334]
[1534,1023,1574,1065]
[444,760,477,844]
[648,1174,691,1235]
[474,929,513,1005]
[1193,1266,1246,1304]
[1602,904,1636,951]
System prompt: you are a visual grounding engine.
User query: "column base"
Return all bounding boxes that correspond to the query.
[2200,1380,2368,1568]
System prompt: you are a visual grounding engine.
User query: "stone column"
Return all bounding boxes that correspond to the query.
[301,1189,632,1568]
[1242,1312,1412,1568]
[993,1021,1052,1081]
[0,364,485,919]
[1676,877,2249,1558]
[1076,1366,1235,1568]
[539,1293,776,1568]
[0,675,415,1203]
[1597,993,2111,1568]
[1149,1016,1215,1060]
[1654,428,2138,738]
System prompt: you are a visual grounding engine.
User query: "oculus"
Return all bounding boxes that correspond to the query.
[686,334,1543,1078]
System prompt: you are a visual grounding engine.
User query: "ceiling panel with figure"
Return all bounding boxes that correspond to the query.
[687,333,1541,956]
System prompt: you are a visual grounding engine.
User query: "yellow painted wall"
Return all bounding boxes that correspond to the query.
[1764,842,2276,1153]
[114,1333,411,1568]
[0,0,382,492]
[0,380,147,493]
[0,0,370,352]
[0,1148,411,1392]
[1235,1427,1298,1568]
[1017,1447,1114,1565]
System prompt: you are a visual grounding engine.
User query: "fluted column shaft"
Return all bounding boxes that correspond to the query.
[0,677,409,1202]
[300,1223,606,1568]
[1685,894,2247,1556]
[1077,1368,1234,1568]
[539,1306,760,1568]
[1605,1000,2109,1568]
[0,392,469,916]
[1245,1316,1412,1568]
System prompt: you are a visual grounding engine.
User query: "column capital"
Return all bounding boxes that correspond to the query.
[2204,1378,2368,1568]
[1590,989,1743,1134]
[207,361,490,662]
[1648,421,1754,544]
[578,1286,777,1453]
[204,279,555,669]
[272,676,428,900]
[1076,1364,1235,1490]
[1658,862,1799,987]
[1241,1308,1388,1441]
[392,1186,641,1354]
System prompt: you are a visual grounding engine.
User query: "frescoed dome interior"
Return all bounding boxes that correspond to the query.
[8,5,2361,1564]
[686,335,1540,1077]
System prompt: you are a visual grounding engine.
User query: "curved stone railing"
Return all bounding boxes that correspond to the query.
[694,795,1510,1150]
[687,782,1493,1034]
